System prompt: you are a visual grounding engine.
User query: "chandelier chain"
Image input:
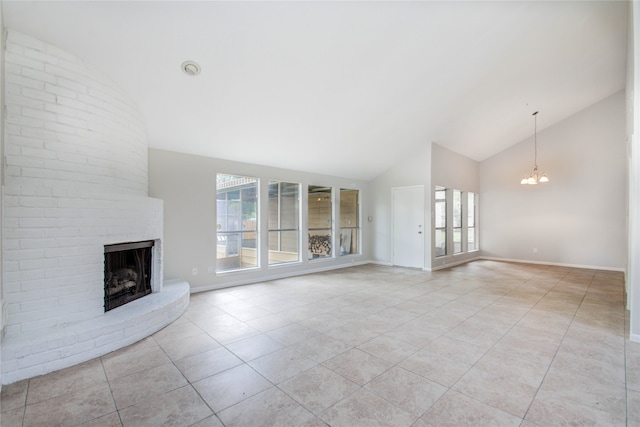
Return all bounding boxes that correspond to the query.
[533,111,538,168]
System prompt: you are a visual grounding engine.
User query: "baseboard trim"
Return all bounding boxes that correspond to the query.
[368,260,393,267]
[479,256,626,272]
[430,256,481,271]
[191,260,371,293]
[191,256,625,294]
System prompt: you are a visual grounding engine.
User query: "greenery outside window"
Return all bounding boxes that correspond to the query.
[216,174,258,272]
[268,181,300,265]
[339,189,360,256]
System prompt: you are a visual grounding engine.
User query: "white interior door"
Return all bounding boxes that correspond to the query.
[392,186,425,269]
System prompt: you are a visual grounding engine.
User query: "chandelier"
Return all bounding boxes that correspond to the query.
[520,111,549,185]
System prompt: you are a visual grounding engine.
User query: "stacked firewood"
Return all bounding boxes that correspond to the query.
[308,234,331,256]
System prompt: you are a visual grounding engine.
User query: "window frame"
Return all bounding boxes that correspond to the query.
[434,186,478,259]
[267,180,301,266]
[467,192,478,252]
[216,174,260,273]
[339,188,360,256]
[453,189,463,254]
[307,185,334,260]
[434,186,448,258]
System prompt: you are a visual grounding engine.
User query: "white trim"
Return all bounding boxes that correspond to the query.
[630,333,640,344]
[195,256,626,295]
[191,260,370,293]
[430,255,482,271]
[368,260,393,267]
[480,256,626,272]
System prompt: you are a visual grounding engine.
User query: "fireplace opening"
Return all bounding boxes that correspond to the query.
[104,240,154,312]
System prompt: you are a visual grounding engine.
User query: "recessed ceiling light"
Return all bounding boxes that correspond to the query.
[181,61,201,76]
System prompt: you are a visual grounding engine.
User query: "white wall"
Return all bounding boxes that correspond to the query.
[626,0,635,307]
[480,91,627,270]
[431,143,480,269]
[1,0,5,390]
[627,1,640,342]
[431,143,479,194]
[368,142,432,269]
[148,148,369,292]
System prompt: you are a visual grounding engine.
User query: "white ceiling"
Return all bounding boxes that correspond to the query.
[2,1,629,180]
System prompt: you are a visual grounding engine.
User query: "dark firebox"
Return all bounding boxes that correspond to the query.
[104,240,154,311]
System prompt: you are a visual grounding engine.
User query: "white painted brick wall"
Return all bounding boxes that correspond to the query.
[2,186,164,337]
[4,30,148,195]
[1,30,181,385]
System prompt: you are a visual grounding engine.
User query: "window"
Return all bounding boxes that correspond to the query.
[435,187,478,258]
[216,174,258,272]
[308,186,332,259]
[268,181,300,265]
[468,192,477,251]
[339,189,360,256]
[435,186,447,257]
[453,189,462,254]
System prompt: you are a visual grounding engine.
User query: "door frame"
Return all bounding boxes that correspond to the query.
[391,185,425,269]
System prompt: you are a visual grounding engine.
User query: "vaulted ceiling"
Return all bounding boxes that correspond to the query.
[2,1,628,180]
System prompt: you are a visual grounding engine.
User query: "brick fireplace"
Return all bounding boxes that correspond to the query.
[1,30,189,384]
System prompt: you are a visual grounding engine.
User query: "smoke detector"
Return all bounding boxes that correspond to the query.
[181,61,201,76]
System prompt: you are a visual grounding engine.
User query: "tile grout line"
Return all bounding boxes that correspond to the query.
[434,276,542,424]
[98,355,125,427]
[519,270,599,424]
[6,263,627,426]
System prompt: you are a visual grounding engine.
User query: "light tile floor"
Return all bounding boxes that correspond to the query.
[2,260,639,426]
